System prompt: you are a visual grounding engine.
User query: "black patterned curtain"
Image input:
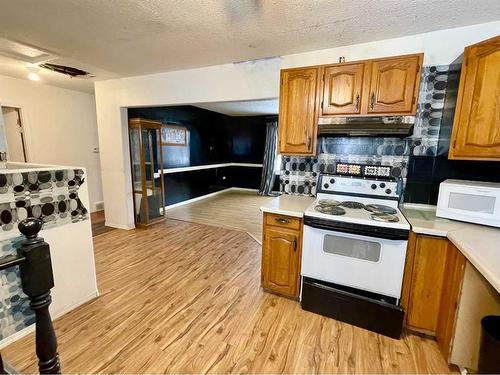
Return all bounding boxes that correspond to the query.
[259,118,278,195]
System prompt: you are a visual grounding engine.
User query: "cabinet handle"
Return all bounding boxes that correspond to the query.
[307,136,312,150]
[370,92,375,110]
[275,217,290,224]
[293,238,297,252]
[354,94,360,111]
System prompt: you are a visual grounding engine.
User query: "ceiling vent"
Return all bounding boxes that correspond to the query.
[0,38,57,64]
[40,63,93,78]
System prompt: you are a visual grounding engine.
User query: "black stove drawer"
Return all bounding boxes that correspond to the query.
[301,278,404,339]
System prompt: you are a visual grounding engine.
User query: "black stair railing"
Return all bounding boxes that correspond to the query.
[0,218,61,374]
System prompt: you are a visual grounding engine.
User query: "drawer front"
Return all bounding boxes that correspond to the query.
[265,213,301,230]
[302,277,404,339]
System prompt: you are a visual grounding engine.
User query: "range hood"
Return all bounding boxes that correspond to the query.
[318,116,415,137]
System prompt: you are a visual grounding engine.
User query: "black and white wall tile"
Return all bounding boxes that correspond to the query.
[0,169,89,232]
[0,236,34,340]
[0,168,89,341]
[280,65,451,195]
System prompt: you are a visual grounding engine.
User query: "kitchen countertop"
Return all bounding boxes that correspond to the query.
[260,195,315,218]
[401,204,469,237]
[261,196,500,293]
[402,203,500,294]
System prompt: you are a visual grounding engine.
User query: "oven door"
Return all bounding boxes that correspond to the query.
[302,223,407,299]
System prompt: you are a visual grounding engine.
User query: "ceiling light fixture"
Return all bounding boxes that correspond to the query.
[26,65,40,81]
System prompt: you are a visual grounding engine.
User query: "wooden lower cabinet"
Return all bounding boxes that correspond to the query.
[402,232,466,363]
[403,233,450,334]
[436,243,467,362]
[261,213,302,298]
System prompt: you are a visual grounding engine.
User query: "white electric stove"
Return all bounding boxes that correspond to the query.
[300,173,410,339]
[303,174,410,232]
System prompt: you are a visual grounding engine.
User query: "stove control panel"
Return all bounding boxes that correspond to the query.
[318,174,400,199]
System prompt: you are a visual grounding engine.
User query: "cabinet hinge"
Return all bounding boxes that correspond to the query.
[321,101,324,109]
[416,64,420,74]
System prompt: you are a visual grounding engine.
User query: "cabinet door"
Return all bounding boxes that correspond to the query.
[449,36,500,160]
[366,55,422,114]
[278,67,320,155]
[262,226,301,298]
[436,243,466,362]
[321,63,364,115]
[405,234,449,335]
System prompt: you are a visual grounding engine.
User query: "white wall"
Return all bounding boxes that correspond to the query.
[0,75,104,211]
[95,21,500,229]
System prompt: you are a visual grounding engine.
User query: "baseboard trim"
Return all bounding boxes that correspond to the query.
[165,187,259,210]
[104,221,135,230]
[0,291,99,350]
[230,187,259,192]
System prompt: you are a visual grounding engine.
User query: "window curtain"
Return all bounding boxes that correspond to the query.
[259,118,278,196]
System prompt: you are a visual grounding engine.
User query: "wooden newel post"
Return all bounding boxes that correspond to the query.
[17,218,61,374]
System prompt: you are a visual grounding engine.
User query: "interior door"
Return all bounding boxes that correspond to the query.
[321,63,364,115]
[1,107,27,162]
[366,55,422,114]
[449,36,500,160]
[262,227,300,297]
[278,67,320,155]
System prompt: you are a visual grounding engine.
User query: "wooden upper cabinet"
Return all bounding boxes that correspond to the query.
[366,54,422,114]
[278,67,320,155]
[449,35,500,161]
[321,63,365,115]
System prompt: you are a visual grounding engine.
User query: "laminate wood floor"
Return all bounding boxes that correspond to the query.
[2,220,455,374]
[167,190,274,242]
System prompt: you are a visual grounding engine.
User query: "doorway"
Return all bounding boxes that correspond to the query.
[1,106,28,162]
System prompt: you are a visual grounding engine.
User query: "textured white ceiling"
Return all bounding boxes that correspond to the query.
[194,98,278,116]
[0,0,499,92]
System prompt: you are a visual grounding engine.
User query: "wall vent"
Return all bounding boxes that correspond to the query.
[94,201,105,212]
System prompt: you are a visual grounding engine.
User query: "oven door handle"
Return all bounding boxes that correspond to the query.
[304,216,409,241]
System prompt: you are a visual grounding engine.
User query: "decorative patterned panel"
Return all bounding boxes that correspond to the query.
[0,168,89,341]
[280,65,451,196]
[0,237,33,340]
[0,169,89,232]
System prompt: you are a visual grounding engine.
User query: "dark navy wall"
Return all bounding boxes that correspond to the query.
[128,106,230,168]
[127,106,269,206]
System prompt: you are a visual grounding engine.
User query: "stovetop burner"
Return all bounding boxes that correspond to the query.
[364,204,397,215]
[340,201,365,209]
[370,212,400,222]
[314,205,346,215]
[317,199,340,207]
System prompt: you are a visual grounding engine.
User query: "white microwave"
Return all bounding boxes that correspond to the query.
[436,179,500,228]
